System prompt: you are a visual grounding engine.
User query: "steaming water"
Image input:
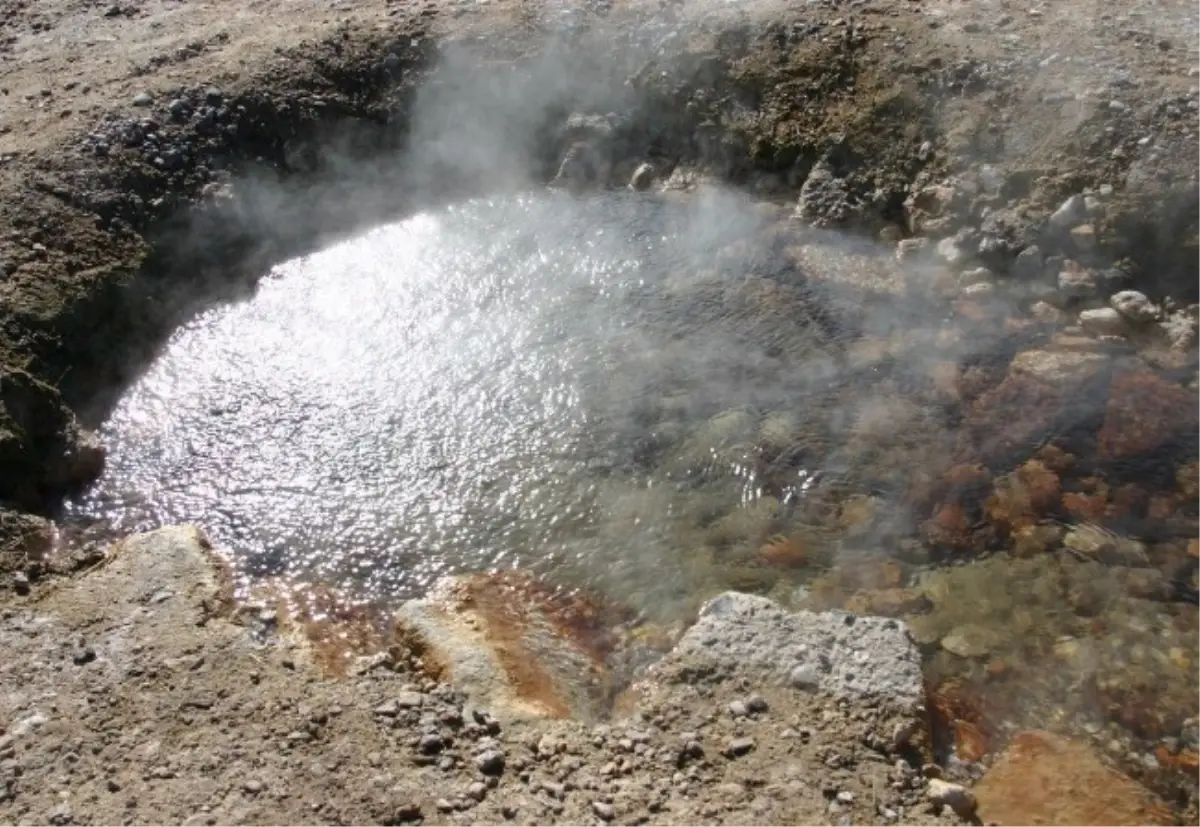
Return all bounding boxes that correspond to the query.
[66,188,1199,773]
[70,189,853,619]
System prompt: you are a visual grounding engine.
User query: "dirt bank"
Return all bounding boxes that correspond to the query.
[0,0,1197,824]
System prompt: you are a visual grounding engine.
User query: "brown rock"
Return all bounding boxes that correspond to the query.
[974,731,1172,826]
[921,503,973,551]
[1097,370,1198,460]
[843,587,930,617]
[961,373,1071,466]
[395,571,628,719]
[1177,461,1199,501]
[1011,524,1063,557]
[984,460,1061,533]
[1009,348,1109,385]
[1062,491,1108,521]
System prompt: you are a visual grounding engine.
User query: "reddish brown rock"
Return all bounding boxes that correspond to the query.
[1062,491,1108,521]
[974,731,1173,826]
[1097,370,1198,461]
[922,503,973,551]
[843,587,930,617]
[396,572,629,719]
[759,533,808,567]
[984,460,1061,534]
[961,373,1071,466]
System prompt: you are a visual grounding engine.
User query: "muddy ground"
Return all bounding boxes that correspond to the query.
[0,0,1197,824]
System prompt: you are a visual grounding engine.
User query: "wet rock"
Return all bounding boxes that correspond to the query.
[653,593,924,711]
[1159,309,1199,351]
[549,141,609,191]
[1011,524,1064,557]
[1109,290,1159,324]
[794,154,860,227]
[1047,194,1088,232]
[985,459,1060,533]
[903,181,965,236]
[926,778,976,819]
[628,162,655,191]
[974,731,1170,825]
[1057,261,1097,298]
[0,369,94,500]
[1011,244,1044,279]
[934,234,972,269]
[395,572,623,719]
[895,238,929,261]
[1166,452,1200,496]
[1078,307,1129,337]
[1008,348,1109,385]
[1068,223,1096,252]
[940,625,1000,658]
[1029,301,1063,324]
[1097,370,1197,461]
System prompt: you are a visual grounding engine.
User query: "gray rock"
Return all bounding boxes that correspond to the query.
[592,801,615,821]
[1058,265,1097,298]
[1078,307,1129,337]
[794,158,858,226]
[926,778,976,819]
[628,162,655,191]
[243,779,265,794]
[1161,311,1199,350]
[894,238,929,261]
[1181,719,1199,751]
[934,236,971,268]
[959,266,994,285]
[745,694,769,713]
[474,749,505,776]
[727,700,748,718]
[12,572,30,596]
[1012,244,1041,280]
[724,737,756,758]
[1047,194,1088,230]
[396,691,424,709]
[1109,290,1159,323]
[132,92,153,107]
[418,733,444,754]
[661,593,924,710]
[790,665,818,689]
[167,99,190,120]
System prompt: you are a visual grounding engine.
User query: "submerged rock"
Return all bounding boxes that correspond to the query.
[1097,370,1197,461]
[974,731,1172,825]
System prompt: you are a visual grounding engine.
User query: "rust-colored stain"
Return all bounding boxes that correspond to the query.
[926,677,995,765]
[249,580,392,678]
[429,572,628,719]
[974,730,1174,826]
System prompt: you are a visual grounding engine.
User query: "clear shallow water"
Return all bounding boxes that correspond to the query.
[69,189,853,618]
[65,188,1199,786]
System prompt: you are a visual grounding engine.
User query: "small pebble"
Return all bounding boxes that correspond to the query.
[592,801,615,821]
[724,737,756,758]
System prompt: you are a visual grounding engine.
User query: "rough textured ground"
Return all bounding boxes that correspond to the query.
[0,0,1196,824]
